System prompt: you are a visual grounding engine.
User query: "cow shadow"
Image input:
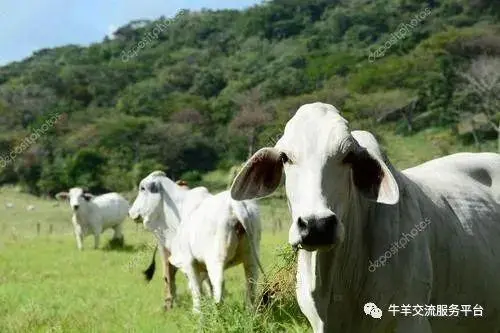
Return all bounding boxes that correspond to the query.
[102,238,145,253]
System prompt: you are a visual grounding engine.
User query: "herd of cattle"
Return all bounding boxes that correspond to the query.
[52,102,500,333]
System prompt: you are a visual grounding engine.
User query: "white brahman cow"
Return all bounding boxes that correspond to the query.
[129,170,263,313]
[230,102,500,333]
[128,171,212,310]
[56,187,129,250]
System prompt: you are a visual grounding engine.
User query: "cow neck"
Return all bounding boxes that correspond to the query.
[313,163,405,329]
[157,177,186,233]
[325,189,371,315]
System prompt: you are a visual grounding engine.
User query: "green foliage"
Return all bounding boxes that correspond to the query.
[66,148,107,192]
[180,170,202,183]
[130,159,166,188]
[37,157,70,195]
[0,0,499,195]
[190,68,227,98]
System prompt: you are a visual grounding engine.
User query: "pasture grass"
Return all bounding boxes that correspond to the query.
[376,125,497,169]
[0,188,308,333]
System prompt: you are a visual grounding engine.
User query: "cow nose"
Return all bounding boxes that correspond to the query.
[129,212,142,223]
[297,214,338,249]
[72,205,79,210]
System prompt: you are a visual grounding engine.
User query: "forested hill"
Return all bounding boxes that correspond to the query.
[0,0,499,195]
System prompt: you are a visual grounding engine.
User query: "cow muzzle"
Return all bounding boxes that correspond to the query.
[128,211,143,223]
[290,214,339,251]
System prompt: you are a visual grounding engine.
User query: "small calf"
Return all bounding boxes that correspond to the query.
[56,188,129,250]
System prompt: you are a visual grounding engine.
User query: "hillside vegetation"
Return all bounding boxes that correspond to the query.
[0,0,499,195]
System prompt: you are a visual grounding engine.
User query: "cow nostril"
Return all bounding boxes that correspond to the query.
[297,217,308,231]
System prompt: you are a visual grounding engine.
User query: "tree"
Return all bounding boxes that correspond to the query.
[455,56,500,151]
[66,148,107,192]
[170,109,206,125]
[129,159,166,189]
[190,68,227,98]
[229,87,273,158]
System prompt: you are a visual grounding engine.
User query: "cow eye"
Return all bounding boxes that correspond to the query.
[140,186,145,191]
[280,152,289,164]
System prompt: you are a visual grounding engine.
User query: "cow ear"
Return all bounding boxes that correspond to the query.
[230,147,283,200]
[343,145,399,205]
[83,193,94,201]
[55,192,69,200]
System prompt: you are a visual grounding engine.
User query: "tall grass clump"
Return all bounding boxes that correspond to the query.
[187,245,308,333]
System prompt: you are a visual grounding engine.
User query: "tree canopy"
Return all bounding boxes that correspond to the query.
[0,0,499,195]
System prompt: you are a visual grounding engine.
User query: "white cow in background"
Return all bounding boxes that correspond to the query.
[129,171,211,310]
[168,190,262,312]
[56,187,129,250]
[129,171,263,313]
[231,102,500,333]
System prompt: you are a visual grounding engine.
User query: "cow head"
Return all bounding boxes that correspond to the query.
[129,171,166,230]
[230,102,399,251]
[55,187,94,211]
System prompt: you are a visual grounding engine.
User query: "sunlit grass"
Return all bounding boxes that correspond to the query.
[0,187,307,333]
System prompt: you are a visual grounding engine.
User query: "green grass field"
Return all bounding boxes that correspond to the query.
[0,187,309,333]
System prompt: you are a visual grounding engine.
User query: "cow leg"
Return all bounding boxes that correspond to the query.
[200,271,213,296]
[72,218,84,250]
[242,244,259,306]
[202,278,213,297]
[92,226,101,249]
[185,264,203,313]
[75,228,84,250]
[161,247,177,310]
[93,233,100,249]
[207,261,225,304]
[112,224,124,245]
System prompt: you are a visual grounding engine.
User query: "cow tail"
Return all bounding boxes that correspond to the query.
[143,245,158,281]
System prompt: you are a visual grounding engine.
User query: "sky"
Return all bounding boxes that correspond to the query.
[0,0,262,66]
